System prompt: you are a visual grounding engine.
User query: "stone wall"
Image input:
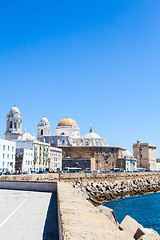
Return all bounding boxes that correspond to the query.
[72,175,160,205]
[57,182,160,240]
[0,172,159,184]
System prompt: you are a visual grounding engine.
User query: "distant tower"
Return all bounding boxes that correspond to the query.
[5,106,22,141]
[37,117,51,139]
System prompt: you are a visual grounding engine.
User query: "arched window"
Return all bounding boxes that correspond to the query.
[85,141,89,146]
[10,121,13,128]
[14,122,17,129]
[61,132,65,135]
[41,129,43,136]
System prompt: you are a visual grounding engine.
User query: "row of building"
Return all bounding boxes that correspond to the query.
[0,106,159,173]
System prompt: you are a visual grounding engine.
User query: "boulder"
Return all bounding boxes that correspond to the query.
[137,228,160,240]
[120,215,143,237]
[120,216,160,240]
[97,205,119,227]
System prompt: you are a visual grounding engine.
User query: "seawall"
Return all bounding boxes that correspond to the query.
[0,171,159,183]
[0,172,160,239]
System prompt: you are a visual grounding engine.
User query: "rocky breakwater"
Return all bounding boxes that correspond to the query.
[72,176,160,205]
[58,181,160,239]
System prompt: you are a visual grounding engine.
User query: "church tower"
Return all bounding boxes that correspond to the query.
[4,106,22,141]
[37,117,51,140]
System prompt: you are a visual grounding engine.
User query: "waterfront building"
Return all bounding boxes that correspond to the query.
[133,140,156,171]
[16,135,50,172]
[0,139,16,173]
[116,150,137,171]
[49,147,62,172]
[15,148,34,172]
[37,117,107,147]
[4,106,22,141]
[156,159,160,171]
[61,146,125,171]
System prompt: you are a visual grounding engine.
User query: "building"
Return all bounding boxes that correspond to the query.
[15,148,33,172]
[5,106,22,141]
[0,139,16,173]
[62,157,96,171]
[133,140,156,171]
[61,146,125,171]
[116,150,137,171]
[37,117,107,147]
[49,147,62,172]
[156,159,160,171]
[16,131,50,172]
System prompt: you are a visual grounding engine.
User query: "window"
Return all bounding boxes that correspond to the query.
[2,162,4,167]
[7,154,9,159]
[85,141,89,146]
[10,162,13,166]
[12,154,13,160]
[10,121,13,128]
[12,147,14,152]
[8,146,9,151]
[41,129,43,136]
[26,161,27,165]
[3,154,5,159]
[14,122,17,129]
[28,161,30,165]
[3,145,5,151]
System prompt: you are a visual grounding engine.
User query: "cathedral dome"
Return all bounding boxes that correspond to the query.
[18,130,35,141]
[38,117,50,127]
[10,106,20,114]
[82,125,101,139]
[122,150,134,159]
[57,118,78,127]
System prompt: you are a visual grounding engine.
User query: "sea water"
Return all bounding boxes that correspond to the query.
[103,192,160,234]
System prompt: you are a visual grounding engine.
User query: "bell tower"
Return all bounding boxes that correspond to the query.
[5,106,22,141]
[37,116,51,140]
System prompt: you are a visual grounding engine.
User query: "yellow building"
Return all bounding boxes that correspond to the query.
[16,131,50,172]
[33,140,50,171]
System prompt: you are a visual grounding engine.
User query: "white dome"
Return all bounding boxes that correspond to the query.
[18,131,35,141]
[11,106,20,113]
[82,132,101,139]
[38,117,50,127]
[82,125,101,139]
[122,150,134,159]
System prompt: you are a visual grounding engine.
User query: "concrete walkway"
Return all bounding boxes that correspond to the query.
[0,190,58,240]
[58,182,134,240]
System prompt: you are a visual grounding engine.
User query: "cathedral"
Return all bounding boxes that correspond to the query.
[37,117,107,147]
[5,106,23,141]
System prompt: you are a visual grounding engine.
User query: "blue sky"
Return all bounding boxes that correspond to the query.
[0,1,160,155]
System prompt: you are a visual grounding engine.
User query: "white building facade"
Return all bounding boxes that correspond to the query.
[16,148,34,172]
[0,139,16,173]
[122,150,137,172]
[49,147,62,172]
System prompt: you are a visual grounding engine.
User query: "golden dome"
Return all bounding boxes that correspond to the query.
[57,117,78,127]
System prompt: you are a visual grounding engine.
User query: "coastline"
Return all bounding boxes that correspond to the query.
[103,191,160,235]
[72,176,160,205]
[58,181,160,239]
